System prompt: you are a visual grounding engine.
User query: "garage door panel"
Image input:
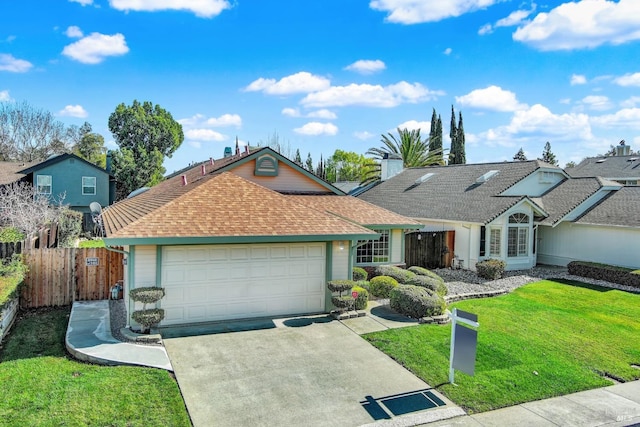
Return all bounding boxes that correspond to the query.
[160,243,326,326]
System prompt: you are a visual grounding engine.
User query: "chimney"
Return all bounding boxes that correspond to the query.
[224,147,232,158]
[380,153,403,181]
[209,157,214,166]
[235,136,240,156]
[244,145,249,155]
[181,175,187,186]
[615,140,630,156]
[201,164,206,176]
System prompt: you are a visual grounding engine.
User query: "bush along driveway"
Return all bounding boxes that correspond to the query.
[0,307,191,427]
[364,279,640,414]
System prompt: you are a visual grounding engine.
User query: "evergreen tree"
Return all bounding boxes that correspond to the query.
[539,141,558,165]
[315,155,325,179]
[429,108,437,150]
[513,147,527,161]
[428,109,443,163]
[305,152,314,172]
[294,149,302,166]
[448,105,458,164]
[455,111,466,164]
[565,161,576,168]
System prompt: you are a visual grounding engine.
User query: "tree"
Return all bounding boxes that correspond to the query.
[565,161,576,168]
[325,149,376,183]
[539,141,557,165]
[305,152,314,172]
[71,122,107,168]
[448,105,457,164]
[315,155,326,180]
[257,131,292,158]
[428,109,443,164]
[294,149,302,166]
[0,182,65,235]
[455,112,466,164]
[513,147,527,161]
[108,100,183,199]
[0,101,72,162]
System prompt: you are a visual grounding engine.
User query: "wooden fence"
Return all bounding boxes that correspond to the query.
[20,247,124,309]
[405,230,455,269]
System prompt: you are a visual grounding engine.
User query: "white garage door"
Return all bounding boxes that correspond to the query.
[160,242,326,325]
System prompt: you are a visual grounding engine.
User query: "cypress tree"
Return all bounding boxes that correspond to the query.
[294,149,302,166]
[305,152,314,171]
[448,105,458,164]
[456,111,466,164]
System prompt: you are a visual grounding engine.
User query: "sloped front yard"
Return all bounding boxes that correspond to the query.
[364,280,640,414]
[0,307,191,426]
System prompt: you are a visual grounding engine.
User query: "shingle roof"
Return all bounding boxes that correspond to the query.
[103,172,376,239]
[0,160,38,185]
[567,155,640,179]
[287,195,421,227]
[575,186,640,227]
[357,160,554,224]
[535,177,610,226]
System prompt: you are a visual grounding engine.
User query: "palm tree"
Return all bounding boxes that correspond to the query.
[362,128,445,184]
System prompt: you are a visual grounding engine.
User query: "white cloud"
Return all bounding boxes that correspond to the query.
[0,53,33,72]
[570,74,587,85]
[58,104,88,118]
[621,96,640,108]
[307,109,337,119]
[245,71,331,95]
[478,24,493,35]
[581,95,613,111]
[614,72,640,87]
[282,108,301,117]
[205,113,241,127]
[592,108,640,129]
[456,85,526,112]
[344,59,386,75]
[109,0,231,18]
[370,0,500,24]
[294,122,338,136]
[62,32,129,64]
[480,6,536,35]
[70,0,93,5]
[0,90,12,101]
[354,131,376,140]
[395,120,430,134]
[443,47,452,55]
[65,26,84,38]
[301,81,442,108]
[513,0,640,51]
[185,128,226,141]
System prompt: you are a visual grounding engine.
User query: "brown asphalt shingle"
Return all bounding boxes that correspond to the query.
[0,160,38,185]
[103,172,376,239]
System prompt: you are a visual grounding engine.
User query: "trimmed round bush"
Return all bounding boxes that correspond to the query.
[355,280,371,293]
[405,275,447,296]
[352,267,368,281]
[327,279,356,294]
[374,265,415,284]
[390,285,446,319]
[129,287,165,304]
[131,308,165,328]
[408,266,444,282]
[331,296,354,309]
[351,285,369,310]
[369,275,399,298]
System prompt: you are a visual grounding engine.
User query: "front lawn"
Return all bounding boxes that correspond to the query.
[0,307,191,426]
[364,280,640,414]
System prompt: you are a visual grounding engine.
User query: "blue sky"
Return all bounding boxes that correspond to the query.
[1,0,639,174]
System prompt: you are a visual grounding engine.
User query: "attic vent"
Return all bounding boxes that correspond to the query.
[414,172,435,185]
[476,170,499,184]
[596,158,607,163]
[255,153,278,177]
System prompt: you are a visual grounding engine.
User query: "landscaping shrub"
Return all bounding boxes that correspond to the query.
[0,254,27,278]
[476,259,506,280]
[131,308,165,329]
[374,265,415,284]
[390,285,446,319]
[351,285,369,310]
[58,209,83,248]
[327,279,356,294]
[408,266,444,282]
[0,227,24,243]
[129,287,166,305]
[331,296,354,309]
[369,275,399,298]
[568,261,640,289]
[355,280,371,293]
[405,275,447,296]
[352,267,368,281]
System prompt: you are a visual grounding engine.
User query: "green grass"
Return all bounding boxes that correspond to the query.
[364,280,640,414]
[0,307,191,426]
[78,239,106,248]
[0,273,23,308]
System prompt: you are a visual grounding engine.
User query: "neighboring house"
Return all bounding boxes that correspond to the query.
[357,157,637,271]
[0,153,114,228]
[101,147,419,327]
[567,143,640,186]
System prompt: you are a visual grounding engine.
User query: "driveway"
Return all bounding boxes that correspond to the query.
[162,315,461,427]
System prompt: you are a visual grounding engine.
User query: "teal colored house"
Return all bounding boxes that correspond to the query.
[13,153,114,227]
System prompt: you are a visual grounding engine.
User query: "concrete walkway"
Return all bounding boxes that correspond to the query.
[65,300,172,371]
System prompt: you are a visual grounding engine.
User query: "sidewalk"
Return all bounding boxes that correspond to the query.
[65,300,172,371]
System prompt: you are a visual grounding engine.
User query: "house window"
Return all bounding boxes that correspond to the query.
[489,228,501,256]
[479,226,486,257]
[507,213,529,257]
[36,175,52,194]
[356,229,389,264]
[82,176,96,195]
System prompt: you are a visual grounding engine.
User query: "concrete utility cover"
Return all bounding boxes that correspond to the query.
[163,316,458,427]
